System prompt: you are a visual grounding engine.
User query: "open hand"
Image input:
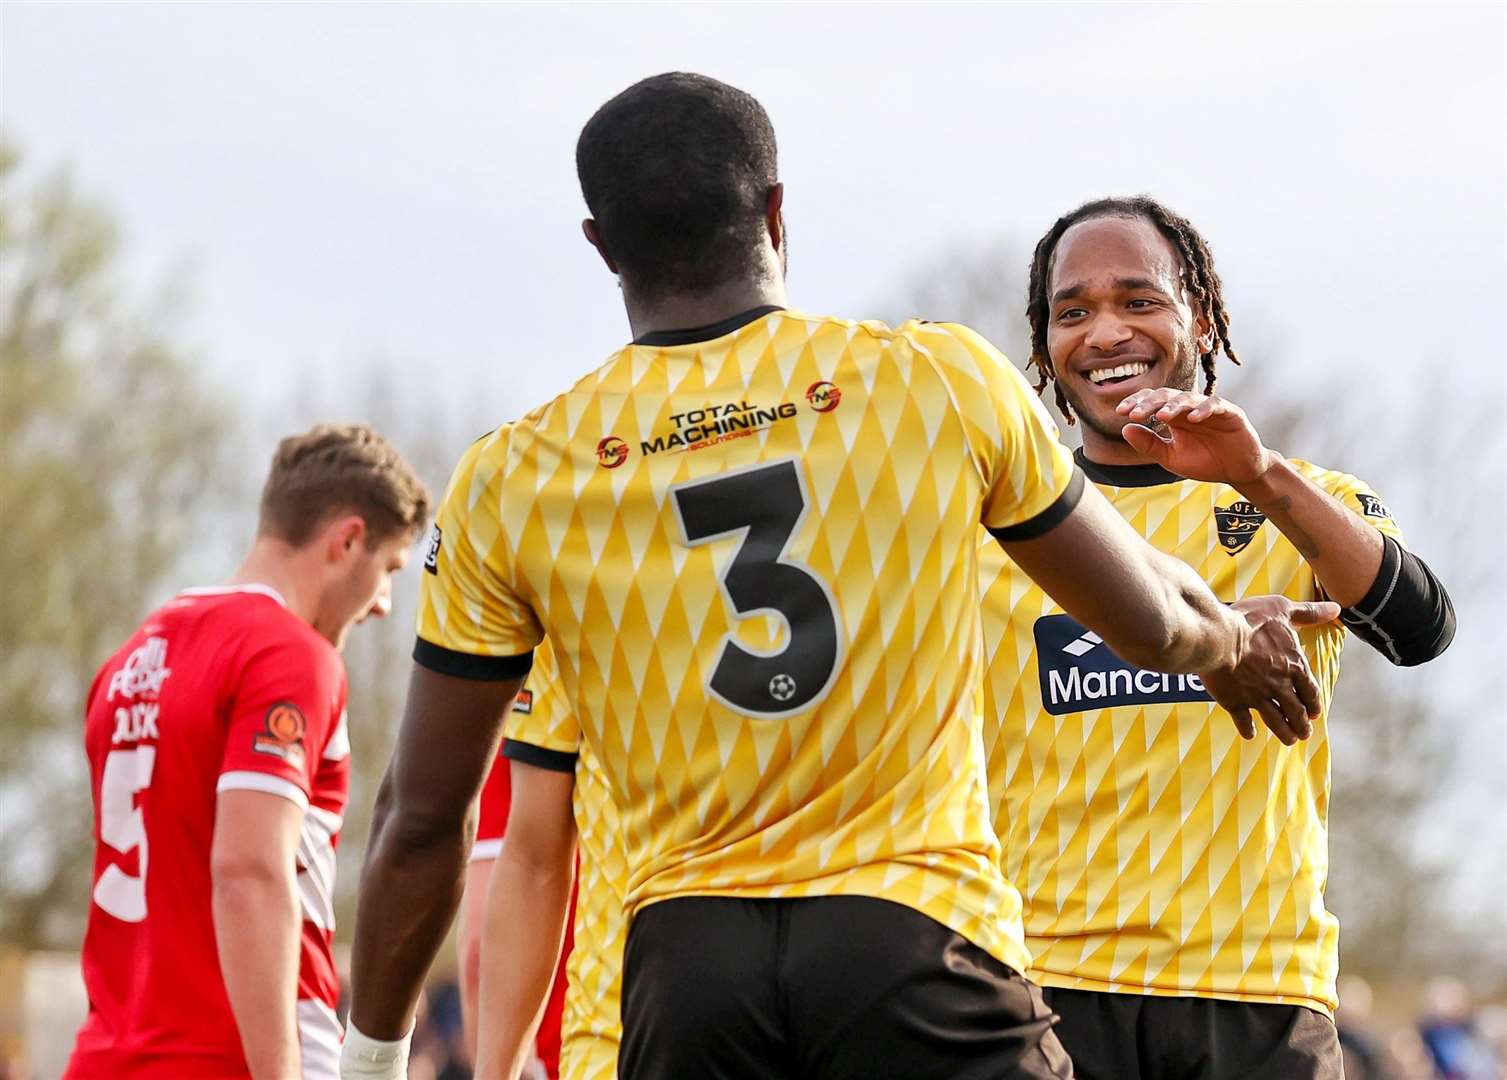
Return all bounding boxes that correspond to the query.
[1199,596,1340,744]
[1117,388,1278,487]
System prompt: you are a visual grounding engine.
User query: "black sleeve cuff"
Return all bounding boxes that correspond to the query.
[988,468,1087,543]
[502,738,578,774]
[1340,535,1456,667]
[412,638,534,681]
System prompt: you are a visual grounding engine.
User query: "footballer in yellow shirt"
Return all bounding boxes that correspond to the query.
[984,197,1454,1080]
[343,79,1334,1080]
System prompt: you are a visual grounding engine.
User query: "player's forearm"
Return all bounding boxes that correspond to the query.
[1236,456,1384,607]
[213,865,302,1079]
[1150,551,1253,674]
[474,842,576,1080]
[349,774,474,1040]
[457,858,496,1064]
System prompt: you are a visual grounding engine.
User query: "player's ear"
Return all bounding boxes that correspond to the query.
[1194,308,1215,354]
[581,219,618,274]
[765,184,784,252]
[326,514,367,562]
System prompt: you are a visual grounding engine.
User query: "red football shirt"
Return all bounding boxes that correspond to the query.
[65,585,349,1079]
[474,750,575,1080]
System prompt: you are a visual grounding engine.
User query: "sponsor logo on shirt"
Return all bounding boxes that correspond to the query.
[637,398,802,459]
[107,637,172,701]
[513,688,533,715]
[805,381,842,413]
[424,524,442,574]
[1215,500,1266,555]
[596,436,630,469]
[253,701,307,768]
[1356,493,1393,520]
[1034,614,1212,715]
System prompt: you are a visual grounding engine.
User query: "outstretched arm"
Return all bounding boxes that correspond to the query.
[998,482,1338,744]
[343,662,525,1073]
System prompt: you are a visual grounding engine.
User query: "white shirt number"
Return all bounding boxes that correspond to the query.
[93,746,157,922]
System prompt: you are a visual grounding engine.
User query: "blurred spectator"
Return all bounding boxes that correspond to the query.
[1340,975,1394,1080]
[1418,977,1500,1080]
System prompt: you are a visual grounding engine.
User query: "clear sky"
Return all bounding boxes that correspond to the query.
[6,2,1506,904]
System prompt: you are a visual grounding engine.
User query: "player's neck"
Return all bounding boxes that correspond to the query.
[624,276,788,342]
[230,539,320,627]
[1080,426,1156,468]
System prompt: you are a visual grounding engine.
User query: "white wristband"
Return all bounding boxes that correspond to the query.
[340,1020,413,1080]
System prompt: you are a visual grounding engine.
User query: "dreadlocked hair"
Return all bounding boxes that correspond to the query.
[1024,196,1240,425]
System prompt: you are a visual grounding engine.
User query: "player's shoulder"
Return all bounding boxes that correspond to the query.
[1287,458,1382,499]
[189,586,340,674]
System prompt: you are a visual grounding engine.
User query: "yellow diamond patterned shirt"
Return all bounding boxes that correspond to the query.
[417,307,1080,975]
[503,643,625,1080]
[979,451,1405,1015]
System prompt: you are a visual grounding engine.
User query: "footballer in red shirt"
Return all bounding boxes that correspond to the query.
[64,425,430,1080]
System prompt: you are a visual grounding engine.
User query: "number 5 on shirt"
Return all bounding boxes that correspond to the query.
[93,746,157,922]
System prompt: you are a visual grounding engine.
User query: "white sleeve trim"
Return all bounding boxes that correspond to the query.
[470,837,503,863]
[218,770,310,812]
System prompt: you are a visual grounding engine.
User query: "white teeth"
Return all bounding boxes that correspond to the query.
[1087,362,1151,385]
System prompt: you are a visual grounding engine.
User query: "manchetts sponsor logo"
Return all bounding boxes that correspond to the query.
[1033,614,1212,715]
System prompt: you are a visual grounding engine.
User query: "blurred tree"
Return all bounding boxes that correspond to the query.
[0,144,237,947]
[881,242,1504,988]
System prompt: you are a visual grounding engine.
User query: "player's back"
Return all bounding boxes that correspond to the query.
[421,307,1078,972]
[66,585,345,1079]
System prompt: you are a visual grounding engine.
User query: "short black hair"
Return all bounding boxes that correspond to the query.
[1025,196,1240,425]
[576,72,778,301]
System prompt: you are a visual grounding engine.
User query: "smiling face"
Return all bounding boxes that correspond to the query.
[1045,215,1209,449]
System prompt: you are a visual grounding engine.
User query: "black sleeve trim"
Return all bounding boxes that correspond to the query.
[988,468,1087,543]
[1340,535,1456,667]
[501,738,578,774]
[412,638,534,681]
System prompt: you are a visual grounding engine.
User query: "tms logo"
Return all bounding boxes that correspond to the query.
[1034,614,1212,716]
[805,381,842,413]
[596,436,629,469]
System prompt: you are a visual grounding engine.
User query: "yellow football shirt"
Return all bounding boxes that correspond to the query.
[503,644,624,1080]
[979,450,1405,1015]
[418,307,1079,974]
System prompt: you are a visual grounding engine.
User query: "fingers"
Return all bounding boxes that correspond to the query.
[1293,658,1324,718]
[1254,699,1300,746]
[1271,681,1313,740]
[1120,423,1172,458]
[1287,600,1342,628]
[1228,707,1256,740]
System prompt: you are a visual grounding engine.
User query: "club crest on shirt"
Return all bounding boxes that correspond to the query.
[253,701,307,767]
[1215,500,1266,555]
[1356,493,1392,520]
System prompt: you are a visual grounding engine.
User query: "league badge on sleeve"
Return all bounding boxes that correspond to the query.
[1356,493,1393,520]
[253,701,307,768]
[424,524,442,574]
[1215,500,1266,555]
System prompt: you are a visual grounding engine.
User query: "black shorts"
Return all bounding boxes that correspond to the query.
[618,895,1072,1080]
[1041,986,1342,1080]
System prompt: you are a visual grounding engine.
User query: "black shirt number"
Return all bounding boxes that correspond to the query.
[672,459,842,717]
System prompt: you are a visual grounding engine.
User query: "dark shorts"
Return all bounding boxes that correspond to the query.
[619,895,1073,1080]
[1041,986,1342,1080]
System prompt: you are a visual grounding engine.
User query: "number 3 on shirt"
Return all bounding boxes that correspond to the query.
[672,458,842,718]
[93,746,157,922]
